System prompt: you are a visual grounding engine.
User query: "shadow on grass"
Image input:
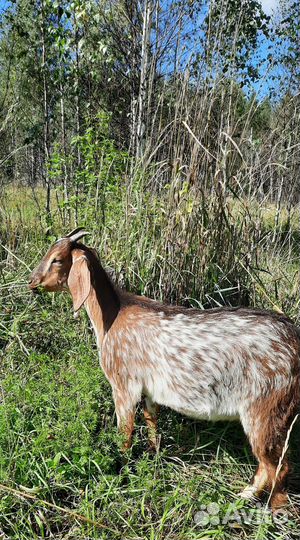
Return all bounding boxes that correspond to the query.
[130,405,300,494]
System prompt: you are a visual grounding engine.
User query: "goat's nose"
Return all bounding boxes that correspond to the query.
[29,280,40,294]
[28,275,37,289]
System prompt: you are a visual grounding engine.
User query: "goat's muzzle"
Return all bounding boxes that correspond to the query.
[28,276,41,294]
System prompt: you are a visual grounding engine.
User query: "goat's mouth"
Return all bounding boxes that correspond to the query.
[29,281,42,294]
[31,287,41,295]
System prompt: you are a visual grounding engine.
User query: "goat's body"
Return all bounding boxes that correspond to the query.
[30,236,300,511]
[99,302,300,424]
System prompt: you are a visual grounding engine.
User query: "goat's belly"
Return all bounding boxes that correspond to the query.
[143,375,241,421]
[165,400,240,421]
[170,406,240,422]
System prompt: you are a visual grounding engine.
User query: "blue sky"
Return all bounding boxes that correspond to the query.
[260,0,280,14]
[0,0,8,11]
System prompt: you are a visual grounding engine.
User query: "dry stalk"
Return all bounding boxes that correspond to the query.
[0,483,120,534]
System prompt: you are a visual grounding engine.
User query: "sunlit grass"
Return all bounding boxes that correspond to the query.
[0,187,299,538]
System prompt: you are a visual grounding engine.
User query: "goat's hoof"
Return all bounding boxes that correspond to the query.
[238,485,258,500]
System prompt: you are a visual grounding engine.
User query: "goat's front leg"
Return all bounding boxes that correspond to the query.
[113,387,138,451]
[143,396,160,452]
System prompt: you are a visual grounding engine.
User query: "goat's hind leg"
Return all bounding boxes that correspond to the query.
[238,406,270,501]
[244,445,290,510]
[240,398,296,511]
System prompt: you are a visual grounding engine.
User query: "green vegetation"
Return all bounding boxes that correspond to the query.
[0,186,299,539]
[0,0,299,537]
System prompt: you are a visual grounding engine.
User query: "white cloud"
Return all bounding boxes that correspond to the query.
[260,0,280,15]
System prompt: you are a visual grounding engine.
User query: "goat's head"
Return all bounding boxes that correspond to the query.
[29,228,91,312]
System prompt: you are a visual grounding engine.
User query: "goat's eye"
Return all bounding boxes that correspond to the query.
[52,258,62,265]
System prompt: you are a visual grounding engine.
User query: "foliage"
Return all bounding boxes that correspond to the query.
[277,0,300,91]
[203,0,271,82]
[48,111,128,223]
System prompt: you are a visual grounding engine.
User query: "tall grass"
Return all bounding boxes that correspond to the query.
[0,185,299,538]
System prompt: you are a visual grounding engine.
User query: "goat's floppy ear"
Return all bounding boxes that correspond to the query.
[67,255,91,314]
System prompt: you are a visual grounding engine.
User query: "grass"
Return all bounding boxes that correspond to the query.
[0,187,299,539]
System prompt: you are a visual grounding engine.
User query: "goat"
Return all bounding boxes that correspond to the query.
[29,228,300,511]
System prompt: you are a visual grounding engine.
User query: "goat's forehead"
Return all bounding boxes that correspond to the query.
[44,238,71,258]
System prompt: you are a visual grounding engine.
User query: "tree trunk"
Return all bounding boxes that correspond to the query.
[73,8,82,225]
[41,0,51,218]
[59,70,70,226]
[135,0,152,160]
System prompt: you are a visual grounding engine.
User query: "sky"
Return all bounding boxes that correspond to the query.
[260,0,280,14]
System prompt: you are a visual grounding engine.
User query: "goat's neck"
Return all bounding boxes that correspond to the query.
[85,264,120,348]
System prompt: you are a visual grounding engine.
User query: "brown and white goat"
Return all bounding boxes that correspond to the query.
[29,228,300,511]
